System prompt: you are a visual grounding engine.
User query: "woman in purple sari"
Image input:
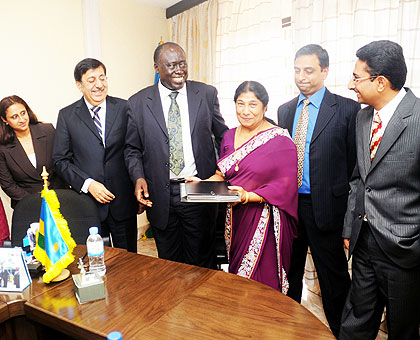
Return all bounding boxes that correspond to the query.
[190,81,298,293]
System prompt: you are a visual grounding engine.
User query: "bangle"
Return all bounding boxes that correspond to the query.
[259,196,263,204]
[242,191,249,205]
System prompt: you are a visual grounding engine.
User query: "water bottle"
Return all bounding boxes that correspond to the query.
[107,331,122,340]
[86,226,106,276]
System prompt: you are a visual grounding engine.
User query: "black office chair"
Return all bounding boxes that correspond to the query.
[11,189,103,247]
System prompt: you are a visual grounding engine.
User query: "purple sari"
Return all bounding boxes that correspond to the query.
[218,127,298,293]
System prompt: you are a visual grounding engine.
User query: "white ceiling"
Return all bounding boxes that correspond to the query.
[136,0,180,8]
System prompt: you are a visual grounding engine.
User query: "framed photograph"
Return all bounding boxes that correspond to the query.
[0,247,32,292]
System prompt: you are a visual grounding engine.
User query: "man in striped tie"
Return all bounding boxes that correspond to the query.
[53,58,138,252]
[341,40,420,340]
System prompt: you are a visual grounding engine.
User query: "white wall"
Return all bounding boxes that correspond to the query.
[0,0,170,228]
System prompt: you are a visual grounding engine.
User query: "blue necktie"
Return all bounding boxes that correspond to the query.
[91,106,102,139]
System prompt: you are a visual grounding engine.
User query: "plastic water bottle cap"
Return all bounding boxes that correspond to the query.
[107,331,122,340]
[89,226,99,235]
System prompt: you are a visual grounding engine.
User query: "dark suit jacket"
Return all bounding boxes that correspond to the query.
[0,123,65,208]
[343,89,420,269]
[125,80,228,230]
[277,88,360,231]
[53,96,137,222]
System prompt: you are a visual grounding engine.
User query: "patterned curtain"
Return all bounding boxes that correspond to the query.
[171,0,218,86]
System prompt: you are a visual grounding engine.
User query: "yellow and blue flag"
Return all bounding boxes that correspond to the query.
[33,189,76,283]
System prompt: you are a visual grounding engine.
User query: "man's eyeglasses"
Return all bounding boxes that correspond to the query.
[165,62,187,71]
[351,75,378,83]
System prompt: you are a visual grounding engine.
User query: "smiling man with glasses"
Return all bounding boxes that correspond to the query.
[341,40,420,340]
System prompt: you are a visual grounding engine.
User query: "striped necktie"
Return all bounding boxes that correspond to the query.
[91,106,102,139]
[293,99,310,188]
[370,110,383,161]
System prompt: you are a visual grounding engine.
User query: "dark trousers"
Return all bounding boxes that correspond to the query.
[152,182,217,269]
[101,212,138,253]
[287,194,350,338]
[339,223,420,340]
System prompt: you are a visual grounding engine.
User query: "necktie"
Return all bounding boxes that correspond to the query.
[293,99,310,188]
[168,92,184,175]
[370,111,383,161]
[91,106,102,139]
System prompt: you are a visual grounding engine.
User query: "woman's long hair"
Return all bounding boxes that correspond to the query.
[0,95,39,145]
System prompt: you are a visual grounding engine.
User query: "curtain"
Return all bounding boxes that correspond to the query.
[214,0,294,127]
[293,0,420,97]
[171,0,218,85]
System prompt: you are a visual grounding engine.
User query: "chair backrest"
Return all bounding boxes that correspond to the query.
[11,189,101,247]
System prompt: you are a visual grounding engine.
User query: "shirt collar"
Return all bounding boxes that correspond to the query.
[158,80,187,97]
[84,97,106,116]
[376,88,406,118]
[298,86,326,109]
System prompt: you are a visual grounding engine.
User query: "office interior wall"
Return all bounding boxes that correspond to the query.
[0,0,170,227]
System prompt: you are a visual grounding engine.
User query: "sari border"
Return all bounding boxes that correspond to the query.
[218,127,291,175]
[236,204,270,279]
[273,206,289,294]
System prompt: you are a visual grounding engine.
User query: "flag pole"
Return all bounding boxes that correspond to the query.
[40,165,71,282]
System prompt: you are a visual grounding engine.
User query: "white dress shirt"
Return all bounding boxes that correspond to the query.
[371,88,406,133]
[81,97,107,193]
[158,81,197,179]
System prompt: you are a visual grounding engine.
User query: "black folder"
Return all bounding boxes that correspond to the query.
[180,181,241,203]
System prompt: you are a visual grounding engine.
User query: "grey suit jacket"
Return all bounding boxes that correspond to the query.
[124,80,228,230]
[343,88,420,269]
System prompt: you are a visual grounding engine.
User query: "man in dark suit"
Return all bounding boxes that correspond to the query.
[277,44,360,338]
[340,40,420,340]
[125,42,228,268]
[53,58,138,252]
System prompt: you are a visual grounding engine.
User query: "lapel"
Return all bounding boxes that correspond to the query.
[282,97,298,133]
[358,107,374,180]
[147,84,168,138]
[369,89,413,173]
[74,97,102,142]
[5,125,44,181]
[31,124,48,173]
[311,89,336,144]
[104,96,118,144]
[186,81,201,136]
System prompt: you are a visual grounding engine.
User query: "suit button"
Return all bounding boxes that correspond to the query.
[165,183,169,188]
[358,214,362,219]
[366,187,372,192]
[165,162,169,167]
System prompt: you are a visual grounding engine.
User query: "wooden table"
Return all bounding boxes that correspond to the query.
[1,246,334,339]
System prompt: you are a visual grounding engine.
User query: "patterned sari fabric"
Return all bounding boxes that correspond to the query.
[218,127,298,293]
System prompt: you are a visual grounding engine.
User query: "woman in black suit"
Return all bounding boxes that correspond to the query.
[0,95,66,208]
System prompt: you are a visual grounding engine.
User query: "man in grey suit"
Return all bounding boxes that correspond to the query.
[340,40,420,340]
[125,42,228,268]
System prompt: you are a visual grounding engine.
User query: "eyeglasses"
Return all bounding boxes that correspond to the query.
[351,75,378,83]
[165,62,187,71]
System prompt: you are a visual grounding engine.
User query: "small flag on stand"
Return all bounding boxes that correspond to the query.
[154,39,164,84]
[33,167,76,283]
